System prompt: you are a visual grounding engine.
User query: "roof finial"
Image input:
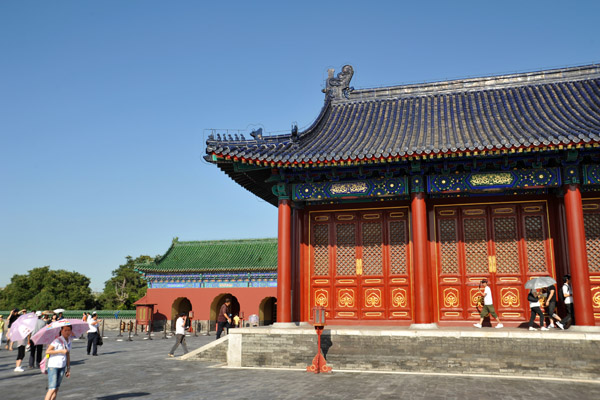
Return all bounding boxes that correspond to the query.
[323,65,354,100]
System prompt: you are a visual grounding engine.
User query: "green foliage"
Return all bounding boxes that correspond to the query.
[97,255,151,310]
[0,266,95,310]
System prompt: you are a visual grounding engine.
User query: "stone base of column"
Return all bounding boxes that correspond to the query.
[409,323,439,330]
[272,322,299,328]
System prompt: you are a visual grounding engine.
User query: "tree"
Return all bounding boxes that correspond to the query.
[97,255,151,310]
[0,266,95,310]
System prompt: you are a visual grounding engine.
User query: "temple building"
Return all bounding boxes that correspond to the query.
[205,64,600,327]
[134,238,278,329]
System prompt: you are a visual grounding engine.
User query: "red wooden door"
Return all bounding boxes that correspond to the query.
[435,202,555,323]
[309,208,411,322]
[583,199,600,324]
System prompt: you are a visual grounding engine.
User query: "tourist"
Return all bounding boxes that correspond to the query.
[473,280,503,329]
[87,312,101,356]
[44,325,72,400]
[0,314,5,349]
[6,308,19,350]
[545,285,564,330]
[168,313,188,357]
[29,311,46,368]
[216,298,232,338]
[561,275,573,328]
[528,289,548,331]
[14,336,26,372]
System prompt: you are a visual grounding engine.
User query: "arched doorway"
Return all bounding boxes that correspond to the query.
[259,297,277,326]
[171,297,192,330]
[210,293,240,330]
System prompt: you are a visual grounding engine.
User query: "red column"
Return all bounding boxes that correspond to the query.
[563,184,595,326]
[277,199,292,323]
[411,192,432,324]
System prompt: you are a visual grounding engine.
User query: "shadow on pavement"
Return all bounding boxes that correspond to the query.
[96,392,150,399]
[92,350,125,355]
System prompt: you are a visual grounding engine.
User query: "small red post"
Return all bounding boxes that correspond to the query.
[307,306,332,374]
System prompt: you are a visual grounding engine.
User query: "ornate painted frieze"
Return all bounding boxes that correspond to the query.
[144,272,277,289]
[410,175,425,193]
[563,166,581,185]
[427,168,561,194]
[583,165,600,185]
[292,177,408,201]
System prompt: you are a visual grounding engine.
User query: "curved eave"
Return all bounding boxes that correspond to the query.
[209,141,600,169]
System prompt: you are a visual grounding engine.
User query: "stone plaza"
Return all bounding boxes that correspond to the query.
[1,329,599,400]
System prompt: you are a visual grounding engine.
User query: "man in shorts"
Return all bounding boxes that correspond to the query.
[474,279,504,328]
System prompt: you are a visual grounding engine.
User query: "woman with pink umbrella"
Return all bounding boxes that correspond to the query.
[7,311,38,372]
[44,324,72,400]
[31,319,88,400]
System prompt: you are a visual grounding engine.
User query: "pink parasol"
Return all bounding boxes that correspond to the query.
[30,319,90,345]
[7,312,39,342]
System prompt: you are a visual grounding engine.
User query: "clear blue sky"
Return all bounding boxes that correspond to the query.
[1,1,598,291]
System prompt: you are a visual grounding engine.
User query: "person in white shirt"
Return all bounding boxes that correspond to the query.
[44,325,72,400]
[86,312,101,356]
[168,313,188,357]
[473,279,504,329]
[561,274,573,328]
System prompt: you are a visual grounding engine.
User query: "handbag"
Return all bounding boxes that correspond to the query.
[40,354,49,374]
[97,334,103,346]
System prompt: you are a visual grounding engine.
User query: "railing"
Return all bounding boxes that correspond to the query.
[0,310,137,319]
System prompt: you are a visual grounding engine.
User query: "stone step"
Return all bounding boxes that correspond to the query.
[181,336,228,363]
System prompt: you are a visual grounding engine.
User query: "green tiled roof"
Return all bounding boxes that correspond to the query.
[135,238,278,273]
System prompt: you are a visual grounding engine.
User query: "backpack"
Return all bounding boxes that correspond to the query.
[40,354,49,374]
[558,283,566,302]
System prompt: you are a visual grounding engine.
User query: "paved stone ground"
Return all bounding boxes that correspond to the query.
[1,331,599,400]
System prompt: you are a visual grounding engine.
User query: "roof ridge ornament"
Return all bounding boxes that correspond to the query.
[323,65,354,100]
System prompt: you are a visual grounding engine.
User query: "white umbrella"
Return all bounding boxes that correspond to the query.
[53,308,65,314]
[525,276,557,290]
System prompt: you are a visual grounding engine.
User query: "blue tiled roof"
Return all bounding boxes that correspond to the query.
[206,64,600,166]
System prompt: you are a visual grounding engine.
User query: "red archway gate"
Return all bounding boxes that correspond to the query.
[434,201,556,323]
[309,207,412,322]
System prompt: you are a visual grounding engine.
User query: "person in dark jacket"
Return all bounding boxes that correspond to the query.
[216,298,232,339]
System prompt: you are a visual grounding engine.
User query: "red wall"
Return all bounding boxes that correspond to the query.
[143,286,276,321]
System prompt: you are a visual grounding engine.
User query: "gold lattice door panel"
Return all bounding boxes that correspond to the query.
[583,200,600,322]
[435,202,554,322]
[524,215,548,274]
[336,223,357,276]
[313,224,330,276]
[389,221,408,275]
[463,217,489,275]
[362,222,383,276]
[493,217,520,274]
